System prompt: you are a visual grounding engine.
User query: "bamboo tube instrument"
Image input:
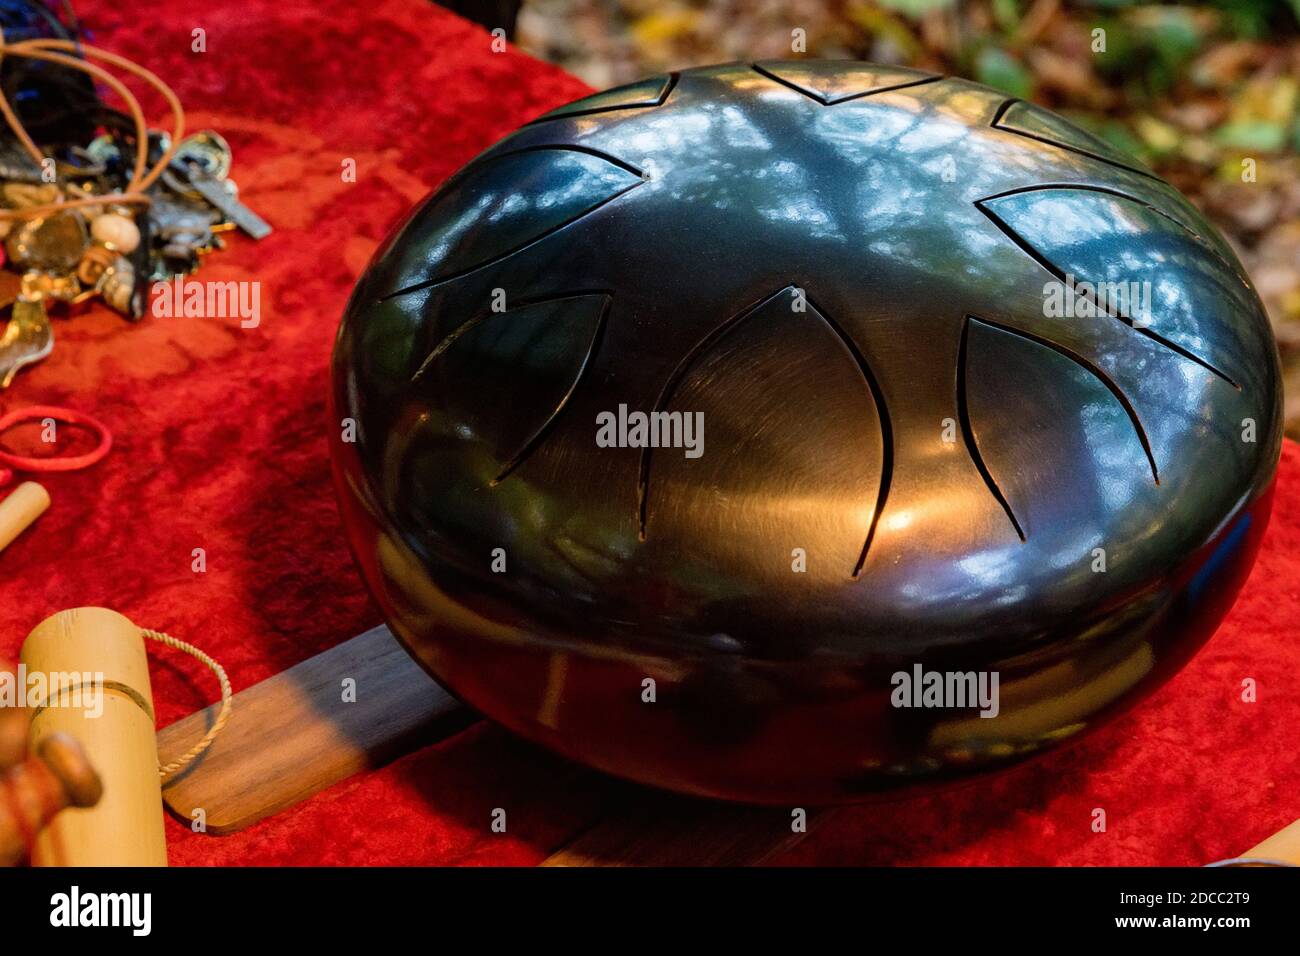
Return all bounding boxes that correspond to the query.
[21,607,167,866]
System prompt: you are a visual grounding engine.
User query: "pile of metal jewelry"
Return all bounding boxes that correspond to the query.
[0,5,269,388]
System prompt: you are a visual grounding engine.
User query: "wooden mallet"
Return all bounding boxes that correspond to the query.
[0,655,102,867]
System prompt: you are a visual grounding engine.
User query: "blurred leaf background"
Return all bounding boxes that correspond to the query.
[512,0,1300,437]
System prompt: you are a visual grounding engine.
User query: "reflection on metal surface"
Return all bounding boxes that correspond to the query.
[331,62,1283,803]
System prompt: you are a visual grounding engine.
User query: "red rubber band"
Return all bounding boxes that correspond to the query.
[0,405,113,475]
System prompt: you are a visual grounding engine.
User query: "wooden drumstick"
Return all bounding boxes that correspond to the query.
[0,734,102,866]
[0,481,50,555]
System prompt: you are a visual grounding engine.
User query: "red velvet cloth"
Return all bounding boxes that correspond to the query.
[0,0,1295,866]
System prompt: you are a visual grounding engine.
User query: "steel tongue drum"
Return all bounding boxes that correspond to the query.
[330,62,1282,804]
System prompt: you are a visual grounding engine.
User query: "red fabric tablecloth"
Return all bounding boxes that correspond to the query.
[0,0,1295,866]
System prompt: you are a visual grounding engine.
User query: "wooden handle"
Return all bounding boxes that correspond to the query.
[158,624,460,834]
[0,481,50,555]
[21,608,167,866]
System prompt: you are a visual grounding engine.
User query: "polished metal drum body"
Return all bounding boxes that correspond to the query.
[331,62,1283,803]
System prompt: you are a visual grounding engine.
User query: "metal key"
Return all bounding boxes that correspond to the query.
[167,149,272,240]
